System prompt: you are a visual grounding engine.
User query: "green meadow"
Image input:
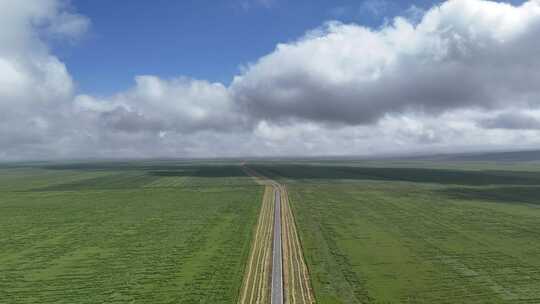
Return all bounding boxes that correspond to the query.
[3,160,540,303]
[253,163,540,303]
[0,163,261,303]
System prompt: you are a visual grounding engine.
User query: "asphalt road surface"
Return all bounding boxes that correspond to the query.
[271,187,284,304]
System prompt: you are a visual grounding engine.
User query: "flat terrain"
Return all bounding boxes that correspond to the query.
[279,185,314,304]
[4,160,540,303]
[240,167,314,304]
[254,163,540,303]
[0,162,261,303]
[238,185,274,304]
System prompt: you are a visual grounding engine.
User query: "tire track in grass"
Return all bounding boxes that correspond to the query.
[240,186,264,303]
[248,189,265,304]
[239,174,273,304]
[281,185,314,304]
[256,190,273,303]
[282,191,296,304]
[241,165,314,304]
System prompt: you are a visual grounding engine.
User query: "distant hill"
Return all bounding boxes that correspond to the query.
[402,150,540,162]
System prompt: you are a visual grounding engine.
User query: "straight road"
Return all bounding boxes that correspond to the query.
[239,165,313,304]
[271,188,283,304]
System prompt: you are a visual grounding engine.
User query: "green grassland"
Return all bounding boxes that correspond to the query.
[4,159,540,304]
[253,163,540,303]
[0,163,261,303]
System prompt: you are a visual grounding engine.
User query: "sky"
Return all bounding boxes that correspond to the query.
[62,0,446,95]
[1,0,540,160]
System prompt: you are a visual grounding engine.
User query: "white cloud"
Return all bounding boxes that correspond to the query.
[45,10,90,38]
[232,0,540,126]
[0,0,85,159]
[75,76,246,134]
[0,58,27,97]
[2,0,540,160]
[0,0,85,105]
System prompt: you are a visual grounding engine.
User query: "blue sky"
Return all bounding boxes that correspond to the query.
[57,0,447,95]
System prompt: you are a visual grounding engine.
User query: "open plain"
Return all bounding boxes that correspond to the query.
[253,162,540,303]
[0,162,261,303]
[2,160,540,303]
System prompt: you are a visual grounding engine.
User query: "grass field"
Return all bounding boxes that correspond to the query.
[3,160,540,303]
[253,163,540,303]
[238,185,274,304]
[280,185,315,304]
[0,163,261,303]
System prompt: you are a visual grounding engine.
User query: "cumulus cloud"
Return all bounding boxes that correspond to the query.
[479,111,540,130]
[2,0,540,160]
[75,76,246,134]
[232,0,540,125]
[0,0,85,158]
